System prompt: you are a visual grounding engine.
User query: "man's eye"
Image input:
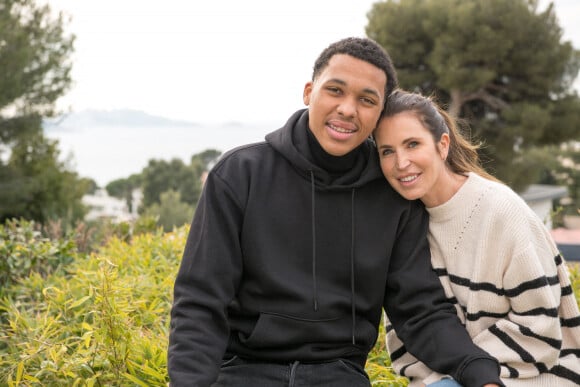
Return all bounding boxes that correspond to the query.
[361,97,376,105]
[409,141,419,148]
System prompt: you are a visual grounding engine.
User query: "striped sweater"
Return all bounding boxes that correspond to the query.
[386,172,580,386]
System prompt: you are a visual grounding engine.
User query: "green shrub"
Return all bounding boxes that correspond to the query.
[570,263,580,309]
[367,319,409,387]
[0,227,185,386]
[0,219,76,290]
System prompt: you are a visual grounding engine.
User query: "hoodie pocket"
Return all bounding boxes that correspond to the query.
[238,312,375,349]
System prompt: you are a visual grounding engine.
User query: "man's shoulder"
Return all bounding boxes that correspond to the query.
[216,141,272,165]
[209,141,277,181]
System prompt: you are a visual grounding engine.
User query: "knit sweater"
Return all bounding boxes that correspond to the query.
[386,172,580,386]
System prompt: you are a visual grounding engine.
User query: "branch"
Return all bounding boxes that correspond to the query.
[463,88,510,111]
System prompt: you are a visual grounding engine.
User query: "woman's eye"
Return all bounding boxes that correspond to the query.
[408,141,419,148]
[381,149,393,156]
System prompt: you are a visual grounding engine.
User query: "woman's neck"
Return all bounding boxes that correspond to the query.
[423,169,468,208]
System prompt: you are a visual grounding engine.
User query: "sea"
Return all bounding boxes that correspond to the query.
[44,120,281,187]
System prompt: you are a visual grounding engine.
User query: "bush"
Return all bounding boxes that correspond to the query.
[570,263,580,310]
[367,320,409,387]
[0,219,76,290]
[0,227,186,386]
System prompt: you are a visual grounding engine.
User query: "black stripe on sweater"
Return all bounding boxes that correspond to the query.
[448,274,504,294]
[466,310,508,321]
[400,360,419,378]
[490,325,535,362]
[561,348,580,357]
[561,315,580,328]
[518,325,561,350]
[504,275,559,297]
[389,344,408,363]
[446,272,559,299]
[433,267,448,276]
[491,331,550,374]
[561,284,573,297]
[501,363,519,378]
[550,364,580,384]
[512,306,559,318]
[466,304,557,322]
[489,325,551,374]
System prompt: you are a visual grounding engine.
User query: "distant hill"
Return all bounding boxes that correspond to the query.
[44,109,200,130]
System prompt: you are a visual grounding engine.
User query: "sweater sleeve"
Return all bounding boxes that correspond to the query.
[384,201,503,387]
[386,318,448,385]
[168,171,244,387]
[471,209,564,378]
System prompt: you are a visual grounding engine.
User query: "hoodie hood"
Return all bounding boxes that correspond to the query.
[266,109,383,190]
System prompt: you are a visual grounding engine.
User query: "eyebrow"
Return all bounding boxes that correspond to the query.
[377,137,418,149]
[327,78,382,100]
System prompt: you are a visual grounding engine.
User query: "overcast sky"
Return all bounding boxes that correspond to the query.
[47,0,580,125]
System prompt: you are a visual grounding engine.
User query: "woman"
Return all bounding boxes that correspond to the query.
[373,89,580,387]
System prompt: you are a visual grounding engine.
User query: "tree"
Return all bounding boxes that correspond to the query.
[143,189,194,232]
[0,0,86,224]
[140,150,221,210]
[141,158,197,210]
[0,133,88,223]
[0,0,74,140]
[106,173,143,213]
[366,0,580,189]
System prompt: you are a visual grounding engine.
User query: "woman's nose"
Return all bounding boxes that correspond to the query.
[395,152,410,169]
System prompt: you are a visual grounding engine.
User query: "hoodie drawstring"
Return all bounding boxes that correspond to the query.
[309,171,357,345]
[350,188,356,345]
[310,170,318,312]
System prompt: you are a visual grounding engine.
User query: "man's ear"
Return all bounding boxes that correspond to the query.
[303,81,313,106]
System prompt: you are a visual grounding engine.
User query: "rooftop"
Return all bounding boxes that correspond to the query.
[519,184,568,202]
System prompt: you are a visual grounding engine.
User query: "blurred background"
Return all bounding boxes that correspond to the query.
[1,1,579,385]
[1,0,579,250]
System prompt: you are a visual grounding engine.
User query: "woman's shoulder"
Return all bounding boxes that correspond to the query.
[468,173,535,219]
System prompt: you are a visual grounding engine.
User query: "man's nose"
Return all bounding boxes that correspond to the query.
[337,97,357,118]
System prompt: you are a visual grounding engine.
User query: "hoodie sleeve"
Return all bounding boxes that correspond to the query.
[383,200,503,387]
[168,170,244,387]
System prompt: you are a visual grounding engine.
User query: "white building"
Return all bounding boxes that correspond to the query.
[519,184,568,229]
[82,188,135,223]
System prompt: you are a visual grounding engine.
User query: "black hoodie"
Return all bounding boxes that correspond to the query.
[168,109,502,386]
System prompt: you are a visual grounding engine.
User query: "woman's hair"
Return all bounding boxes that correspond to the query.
[380,89,499,182]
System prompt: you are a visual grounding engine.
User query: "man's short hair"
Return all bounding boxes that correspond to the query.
[312,37,398,98]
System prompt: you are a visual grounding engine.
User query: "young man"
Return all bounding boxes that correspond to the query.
[168,37,503,387]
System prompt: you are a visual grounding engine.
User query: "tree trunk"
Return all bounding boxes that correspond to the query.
[448,89,463,117]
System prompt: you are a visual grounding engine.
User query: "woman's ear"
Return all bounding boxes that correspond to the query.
[438,133,450,160]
